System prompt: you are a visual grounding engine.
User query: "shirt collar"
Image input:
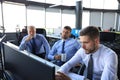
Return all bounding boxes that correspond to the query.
[62,38,71,42]
[33,34,36,38]
[89,44,102,57]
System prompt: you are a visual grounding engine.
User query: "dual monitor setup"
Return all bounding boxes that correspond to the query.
[0,34,56,80]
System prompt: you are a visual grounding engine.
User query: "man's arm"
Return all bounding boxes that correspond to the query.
[56,71,88,80]
[19,36,28,50]
[48,42,58,60]
[58,49,82,73]
[41,35,50,58]
[56,49,88,80]
[101,53,118,80]
[55,72,71,80]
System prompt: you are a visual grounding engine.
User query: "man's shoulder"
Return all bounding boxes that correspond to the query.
[36,33,43,36]
[22,35,28,39]
[55,40,62,44]
[100,44,116,56]
[36,34,45,38]
[66,38,77,43]
[100,44,115,52]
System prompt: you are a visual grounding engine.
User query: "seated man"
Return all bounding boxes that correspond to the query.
[55,26,118,80]
[48,26,81,66]
[19,25,50,59]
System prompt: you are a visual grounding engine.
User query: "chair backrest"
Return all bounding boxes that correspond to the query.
[70,34,76,39]
[100,32,116,42]
[36,28,46,37]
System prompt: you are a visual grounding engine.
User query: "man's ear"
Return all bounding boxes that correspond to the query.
[95,37,99,44]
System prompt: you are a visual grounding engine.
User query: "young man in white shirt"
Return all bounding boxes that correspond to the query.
[55,26,118,80]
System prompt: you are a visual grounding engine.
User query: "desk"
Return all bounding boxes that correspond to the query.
[47,34,61,39]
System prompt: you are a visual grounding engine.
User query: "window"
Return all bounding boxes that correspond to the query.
[27,0,45,3]
[82,0,90,8]
[3,2,26,32]
[83,0,118,9]
[27,6,45,28]
[46,8,61,28]
[90,12,102,27]
[46,0,76,6]
[46,0,61,4]
[62,10,75,28]
[0,3,2,26]
[82,11,90,28]
[62,0,76,6]
[90,0,104,9]
[104,0,118,9]
[102,12,116,30]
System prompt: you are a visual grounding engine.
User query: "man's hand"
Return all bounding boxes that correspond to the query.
[25,35,33,42]
[55,72,71,80]
[54,55,61,60]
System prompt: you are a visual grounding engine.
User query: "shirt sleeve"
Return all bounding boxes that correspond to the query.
[41,35,50,58]
[74,39,81,50]
[58,49,85,80]
[48,42,58,60]
[58,48,83,74]
[68,72,85,80]
[101,52,118,80]
[19,36,27,50]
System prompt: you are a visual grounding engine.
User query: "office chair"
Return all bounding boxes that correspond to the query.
[36,28,46,37]
[36,28,47,59]
[18,28,47,45]
[70,34,76,39]
[100,32,116,42]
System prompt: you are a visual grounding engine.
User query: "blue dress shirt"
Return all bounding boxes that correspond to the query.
[19,34,50,57]
[48,38,81,61]
[58,44,118,80]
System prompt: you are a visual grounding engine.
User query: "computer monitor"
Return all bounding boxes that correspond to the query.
[71,28,80,38]
[100,32,116,42]
[0,34,6,78]
[2,42,55,80]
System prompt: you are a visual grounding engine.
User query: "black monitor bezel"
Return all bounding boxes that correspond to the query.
[3,42,55,80]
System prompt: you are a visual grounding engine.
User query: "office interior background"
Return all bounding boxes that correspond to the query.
[0,0,119,34]
[0,0,119,80]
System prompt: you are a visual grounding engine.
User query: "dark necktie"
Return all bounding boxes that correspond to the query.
[61,41,65,53]
[31,38,36,54]
[87,54,93,80]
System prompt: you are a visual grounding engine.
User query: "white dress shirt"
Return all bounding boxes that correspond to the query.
[58,44,118,80]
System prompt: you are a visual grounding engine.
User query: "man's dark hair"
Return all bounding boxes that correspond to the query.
[64,26,72,32]
[80,26,99,40]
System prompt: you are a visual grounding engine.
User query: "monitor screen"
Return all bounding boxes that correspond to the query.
[3,42,55,80]
[71,28,80,38]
